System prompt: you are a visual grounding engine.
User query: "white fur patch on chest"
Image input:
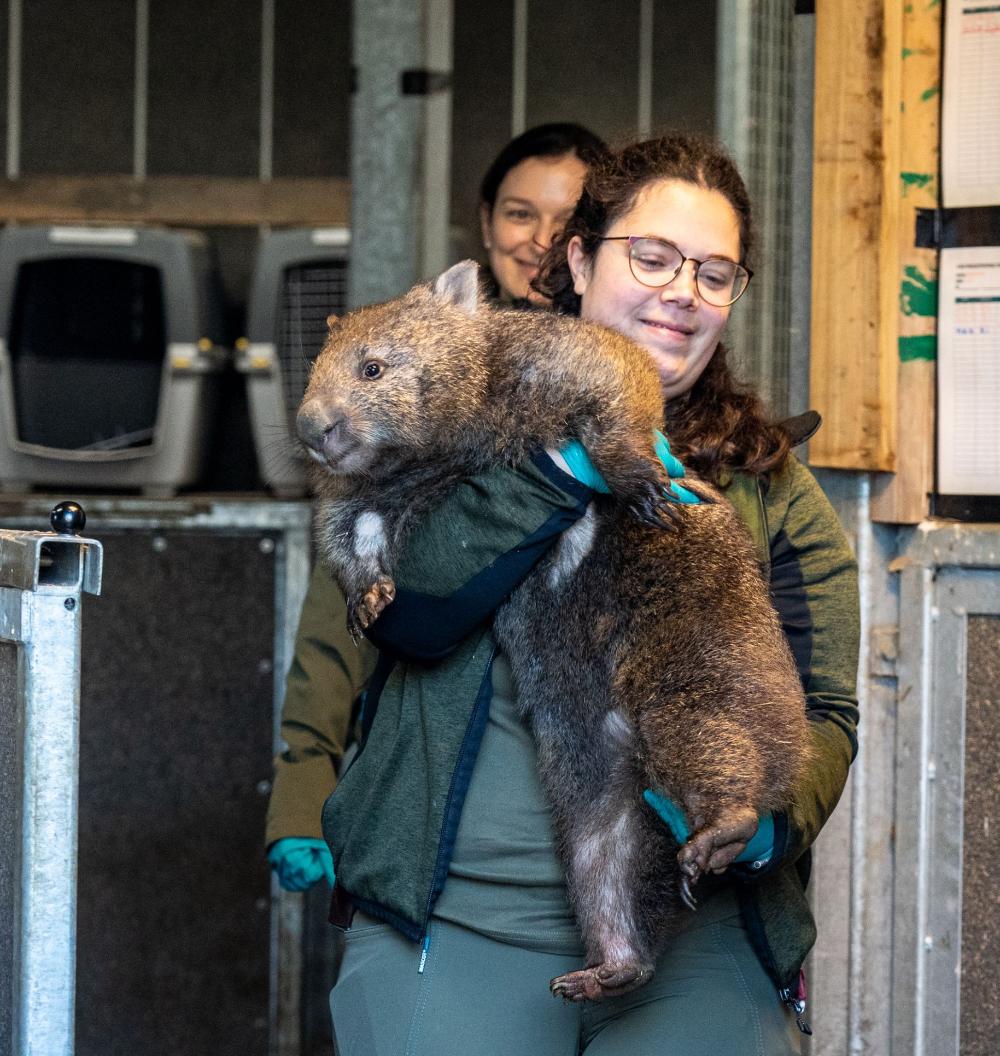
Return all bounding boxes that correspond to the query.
[547,503,597,589]
[353,511,387,561]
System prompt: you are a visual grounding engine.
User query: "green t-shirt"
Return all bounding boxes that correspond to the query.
[431,651,584,955]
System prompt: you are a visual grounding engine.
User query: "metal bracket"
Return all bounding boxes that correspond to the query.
[0,532,103,596]
[914,205,1000,250]
[400,69,452,95]
[2,502,103,1056]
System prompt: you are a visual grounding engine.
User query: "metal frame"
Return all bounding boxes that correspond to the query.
[716,0,795,416]
[1,519,103,1056]
[349,0,453,308]
[804,471,900,1056]
[802,501,1000,1056]
[893,522,1000,1056]
[0,496,313,1056]
[6,0,21,180]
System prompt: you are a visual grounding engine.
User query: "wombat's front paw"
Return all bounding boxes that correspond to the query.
[550,961,654,1003]
[626,479,683,532]
[347,577,396,642]
[610,458,683,531]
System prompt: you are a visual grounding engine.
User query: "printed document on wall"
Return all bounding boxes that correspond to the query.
[938,247,1000,495]
[942,3,1000,207]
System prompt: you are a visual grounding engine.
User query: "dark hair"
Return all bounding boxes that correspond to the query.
[479,123,608,214]
[535,133,789,482]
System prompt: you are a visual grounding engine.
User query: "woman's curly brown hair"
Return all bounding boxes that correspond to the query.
[534,133,790,484]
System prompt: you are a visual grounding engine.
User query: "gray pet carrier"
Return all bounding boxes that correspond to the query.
[238,227,350,497]
[0,225,225,495]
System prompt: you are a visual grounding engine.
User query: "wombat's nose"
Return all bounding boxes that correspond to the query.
[297,399,353,461]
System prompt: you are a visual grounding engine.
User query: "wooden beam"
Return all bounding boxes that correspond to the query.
[0,175,350,227]
[810,0,902,471]
[870,0,941,524]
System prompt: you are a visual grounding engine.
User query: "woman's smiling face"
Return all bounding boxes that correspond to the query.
[567,178,742,401]
[482,152,588,303]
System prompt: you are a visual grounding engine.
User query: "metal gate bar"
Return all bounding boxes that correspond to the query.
[0,508,103,1056]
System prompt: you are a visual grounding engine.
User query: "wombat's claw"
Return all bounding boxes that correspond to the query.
[680,876,698,911]
[629,492,680,532]
[345,605,365,645]
[550,961,654,1003]
[656,497,683,530]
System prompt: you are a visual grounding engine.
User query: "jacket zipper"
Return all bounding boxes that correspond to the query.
[419,645,498,935]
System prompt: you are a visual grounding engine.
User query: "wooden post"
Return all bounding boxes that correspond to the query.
[870,1,942,523]
[810,0,903,471]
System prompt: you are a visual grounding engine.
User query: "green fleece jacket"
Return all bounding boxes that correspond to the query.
[269,452,860,990]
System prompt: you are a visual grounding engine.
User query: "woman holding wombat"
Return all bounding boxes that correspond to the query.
[271,134,859,1055]
[264,121,607,891]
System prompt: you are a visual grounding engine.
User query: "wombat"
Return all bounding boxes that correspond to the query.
[298,260,811,1003]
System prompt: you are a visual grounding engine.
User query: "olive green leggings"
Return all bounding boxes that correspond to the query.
[329,893,803,1055]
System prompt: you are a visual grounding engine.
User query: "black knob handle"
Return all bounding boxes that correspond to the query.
[50,501,86,536]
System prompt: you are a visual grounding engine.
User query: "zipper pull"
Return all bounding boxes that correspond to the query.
[417,934,430,974]
[778,972,812,1036]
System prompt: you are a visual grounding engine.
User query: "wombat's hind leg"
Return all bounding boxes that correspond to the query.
[550,961,655,1004]
[550,784,663,1003]
[677,804,759,891]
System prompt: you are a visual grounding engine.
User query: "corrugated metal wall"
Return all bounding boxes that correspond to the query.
[0,0,716,302]
[450,0,717,249]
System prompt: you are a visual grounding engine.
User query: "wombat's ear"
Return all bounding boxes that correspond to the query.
[432,260,480,316]
[326,313,340,332]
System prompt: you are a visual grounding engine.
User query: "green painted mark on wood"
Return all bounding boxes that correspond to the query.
[903,47,916,58]
[901,265,938,316]
[901,171,935,196]
[899,335,937,361]
[921,84,940,101]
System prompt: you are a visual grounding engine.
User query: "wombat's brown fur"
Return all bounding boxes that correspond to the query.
[298,260,811,1003]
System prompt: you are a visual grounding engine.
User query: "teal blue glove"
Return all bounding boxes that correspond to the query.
[559,430,700,504]
[267,837,335,892]
[642,789,775,868]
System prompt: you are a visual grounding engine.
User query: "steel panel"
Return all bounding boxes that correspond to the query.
[0,498,313,1055]
[894,525,1000,1056]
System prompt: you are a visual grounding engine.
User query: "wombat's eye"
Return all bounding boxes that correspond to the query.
[362,361,383,379]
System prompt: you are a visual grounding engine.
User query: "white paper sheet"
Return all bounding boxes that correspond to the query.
[942,3,1000,207]
[938,247,1000,495]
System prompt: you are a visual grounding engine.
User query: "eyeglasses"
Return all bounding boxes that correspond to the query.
[597,235,753,307]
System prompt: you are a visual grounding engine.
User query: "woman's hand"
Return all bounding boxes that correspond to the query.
[268,837,335,892]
